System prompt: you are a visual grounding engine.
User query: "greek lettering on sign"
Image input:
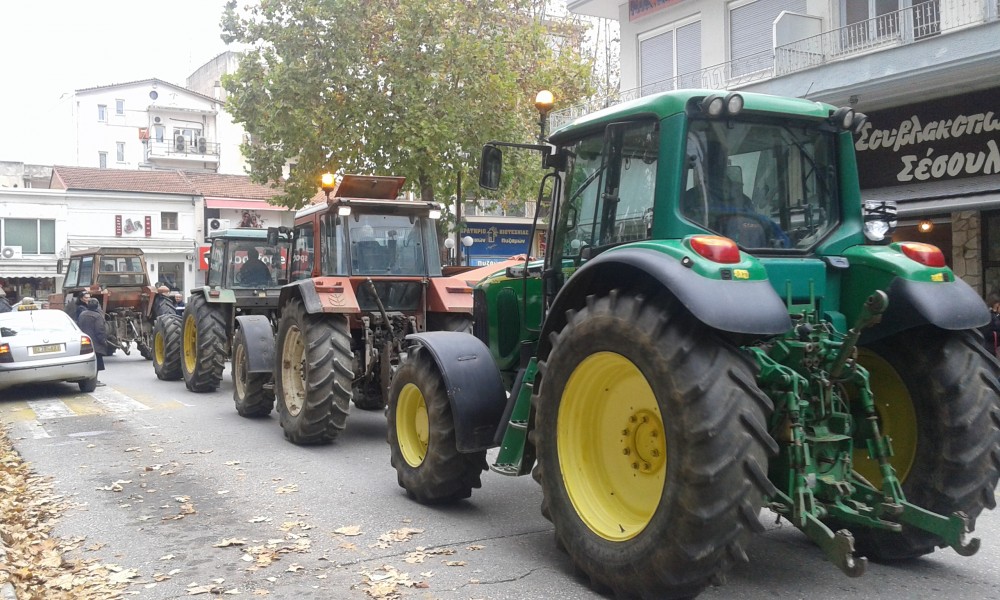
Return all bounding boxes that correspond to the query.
[856,112,1000,153]
[896,140,1000,182]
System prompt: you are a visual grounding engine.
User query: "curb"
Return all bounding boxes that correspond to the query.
[0,539,16,600]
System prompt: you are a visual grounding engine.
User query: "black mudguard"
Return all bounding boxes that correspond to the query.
[539,247,791,357]
[278,280,324,314]
[406,331,507,453]
[235,315,275,374]
[861,276,990,344]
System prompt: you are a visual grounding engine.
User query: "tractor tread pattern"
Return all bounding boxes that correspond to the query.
[387,349,487,504]
[181,294,227,392]
[276,299,352,445]
[153,314,183,381]
[232,333,275,417]
[530,290,773,600]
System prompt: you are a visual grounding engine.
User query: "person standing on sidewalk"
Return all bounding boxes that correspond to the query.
[0,288,10,313]
[77,298,108,386]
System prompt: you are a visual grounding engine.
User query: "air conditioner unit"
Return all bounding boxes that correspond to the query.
[0,246,23,260]
[197,137,207,153]
[208,218,231,233]
[175,135,186,152]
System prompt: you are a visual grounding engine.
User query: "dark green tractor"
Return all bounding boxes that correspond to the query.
[386,89,1000,598]
[152,228,292,401]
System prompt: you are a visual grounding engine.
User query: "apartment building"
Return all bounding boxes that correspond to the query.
[52,78,225,174]
[564,0,1000,293]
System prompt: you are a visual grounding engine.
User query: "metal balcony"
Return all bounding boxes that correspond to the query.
[145,139,221,163]
[552,0,998,130]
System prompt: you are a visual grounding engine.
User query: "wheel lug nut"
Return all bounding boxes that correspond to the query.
[651,449,660,457]
[631,462,639,470]
[623,448,630,455]
[643,462,651,470]
[630,416,638,423]
[622,429,630,436]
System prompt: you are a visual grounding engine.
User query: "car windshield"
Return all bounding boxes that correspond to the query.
[681,118,839,251]
[0,310,76,337]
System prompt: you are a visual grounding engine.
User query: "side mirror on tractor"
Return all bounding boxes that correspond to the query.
[479,145,502,191]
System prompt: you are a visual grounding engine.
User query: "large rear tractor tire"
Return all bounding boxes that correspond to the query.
[530,290,775,599]
[849,327,1000,560]
[233,332,275,417]
[181,295,227,392]
[426,313,473,334]
[139,295,178,360]
[153,314,183,381]
[387,348,488,504]
[275,299,353,445]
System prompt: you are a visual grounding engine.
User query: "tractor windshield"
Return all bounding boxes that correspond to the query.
[347,214,440,276]
[226,241,288,288]
[681,118,839,251]
[96,256,148,286]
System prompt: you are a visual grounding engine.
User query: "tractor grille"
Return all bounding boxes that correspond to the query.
[356,281,422,312]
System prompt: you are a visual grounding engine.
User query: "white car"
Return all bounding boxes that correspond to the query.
[0,303,99,392]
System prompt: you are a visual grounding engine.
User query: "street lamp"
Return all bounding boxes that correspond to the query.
[535,90,554,142]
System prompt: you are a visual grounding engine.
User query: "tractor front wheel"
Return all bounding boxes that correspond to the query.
[233,332,274,417]
[851,327,1000,560]
[530,290,775,599]
[275,299,353,445]
[181,295,227,392]
[153,314,183,381]
[387,348,487,503]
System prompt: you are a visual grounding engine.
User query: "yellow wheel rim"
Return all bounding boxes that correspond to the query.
[154,330,165,365]
[280,327,305,416]
[853,349,918,486]
[183,314,197,373]
[397,383,429,467]
[558,352,665,542]
[234,340,247,399]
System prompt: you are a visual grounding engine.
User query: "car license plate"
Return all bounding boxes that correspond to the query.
[30,344,62,355]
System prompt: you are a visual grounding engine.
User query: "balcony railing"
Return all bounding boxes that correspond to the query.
[552,0,997,130]
[145,139,221,162]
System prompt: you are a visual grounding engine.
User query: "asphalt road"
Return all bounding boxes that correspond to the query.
[2,352,1000,599]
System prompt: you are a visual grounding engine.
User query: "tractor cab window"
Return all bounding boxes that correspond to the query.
[320,214,346,275]
[96,256,146,286]
[63,258,81,288]
[77,256,95,287]
[290,224,314,281]
[552,120,658,266]
[208,240,226,287]
[682,118,839,251]
[229,241,279,288]
[348,213,430,276]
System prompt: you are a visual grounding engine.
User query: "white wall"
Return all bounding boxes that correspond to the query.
[72,82,219,169]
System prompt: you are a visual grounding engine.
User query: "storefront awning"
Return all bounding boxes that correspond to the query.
[205,198,290,211]
[863,174,1000,217]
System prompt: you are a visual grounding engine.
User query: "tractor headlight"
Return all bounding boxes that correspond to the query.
[862,199,898,244]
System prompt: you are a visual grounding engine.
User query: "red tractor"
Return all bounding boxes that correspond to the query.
[233,174,504,444]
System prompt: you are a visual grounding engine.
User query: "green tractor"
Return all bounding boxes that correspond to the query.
[152,228,293,396]
[386,89,1000,598]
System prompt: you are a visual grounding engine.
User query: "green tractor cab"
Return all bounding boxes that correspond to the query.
[386,89,1000,598]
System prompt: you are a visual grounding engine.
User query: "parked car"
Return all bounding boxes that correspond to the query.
[0,299,99,392]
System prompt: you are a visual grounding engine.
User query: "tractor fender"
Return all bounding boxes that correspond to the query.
[539,247,791,358]
[278,278,360,314]
[189,286,237,304]
[861,276,989,343]
[234,315,276,374]
[405,331,507,453]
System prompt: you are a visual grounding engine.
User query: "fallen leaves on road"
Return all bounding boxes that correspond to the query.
[275,484,298,494]
[357,565,428,600]
[371,527,424,549]
[333,525,363,537]
[404,547,455,564]
[0,424,133,598]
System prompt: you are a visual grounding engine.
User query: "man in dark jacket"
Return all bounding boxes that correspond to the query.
[77,298,108,386]
[75,291,92,322]
[0,288,10,313]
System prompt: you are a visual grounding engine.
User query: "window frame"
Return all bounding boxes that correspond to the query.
[97,104,107,122]
[638,17,702,94]
[116,142,125,162]
[161,212,178,231]
[98,151,108,169]
[115,99,125,115]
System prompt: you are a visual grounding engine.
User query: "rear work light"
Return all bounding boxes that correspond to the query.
[0,343,12,363]
[899,242,946,268]
[688,235,741,264]
[81,336,95,355]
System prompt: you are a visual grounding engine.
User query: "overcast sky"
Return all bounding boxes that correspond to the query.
[0,0,233,164]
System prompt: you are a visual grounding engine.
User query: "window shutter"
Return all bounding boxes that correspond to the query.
[640,30,674,94]
[730,0,807,75]
[676,21,702,88]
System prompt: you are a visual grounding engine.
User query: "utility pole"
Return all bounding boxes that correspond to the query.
[454,170,462,266]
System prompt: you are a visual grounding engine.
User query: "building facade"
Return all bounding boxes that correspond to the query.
[564,0,1000,294]
[52,79,225,174]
